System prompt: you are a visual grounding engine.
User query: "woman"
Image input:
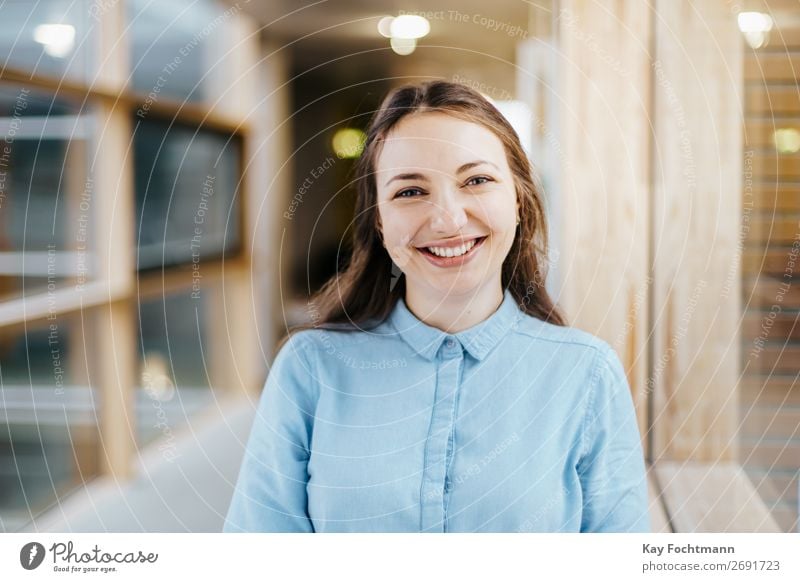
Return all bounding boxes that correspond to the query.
[223,80,650,533]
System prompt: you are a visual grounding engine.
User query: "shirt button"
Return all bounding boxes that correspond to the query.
[445,338,455,348]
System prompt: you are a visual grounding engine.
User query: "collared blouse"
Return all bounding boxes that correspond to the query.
[223,289,650,532]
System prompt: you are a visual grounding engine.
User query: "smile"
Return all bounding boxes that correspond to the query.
[415,236,487,267]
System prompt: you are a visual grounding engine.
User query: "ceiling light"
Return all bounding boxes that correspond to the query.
[389,15,430,40]
[738,12,774,49]
[390,37,416,56]
[737,12,774,33]
[33,24,76,58]
[377,16,394,38]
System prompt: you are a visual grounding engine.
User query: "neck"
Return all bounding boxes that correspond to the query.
[405,280,504,333]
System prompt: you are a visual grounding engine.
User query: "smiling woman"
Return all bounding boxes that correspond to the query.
[223,80,650,533]
[298,79,565,332]
[375,110,523,332]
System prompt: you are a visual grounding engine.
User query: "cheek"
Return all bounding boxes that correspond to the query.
[378,210,405,243]
[478,197,517,256]
[378,206,416,268]
[479,200,516,233]
[475,185,516,218]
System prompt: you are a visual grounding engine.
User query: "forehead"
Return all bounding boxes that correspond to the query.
[375,112,507,174]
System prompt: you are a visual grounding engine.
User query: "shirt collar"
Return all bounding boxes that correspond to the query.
[387,288,523,361]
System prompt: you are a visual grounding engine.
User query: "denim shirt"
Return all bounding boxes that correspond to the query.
[223,289,650,533]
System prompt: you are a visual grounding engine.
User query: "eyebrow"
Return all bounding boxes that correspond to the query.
[383,160,500,187]
[456,160,500,174]
[384,172,430,187]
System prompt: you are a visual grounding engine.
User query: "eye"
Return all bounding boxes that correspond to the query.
[394,187,424,199]
[465,175,493,187]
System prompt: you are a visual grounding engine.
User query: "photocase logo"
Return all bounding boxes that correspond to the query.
[20,542,46,570]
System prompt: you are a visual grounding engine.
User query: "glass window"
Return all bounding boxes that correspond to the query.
[136,288,215,450]
[128,0,237,105]
[133,117,241,271]
[0,314,99,531]
[0,83,95,301]
[0,0,95,81]
[740,23,800,533]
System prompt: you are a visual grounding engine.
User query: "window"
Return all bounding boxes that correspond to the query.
[133,118,241,271]
[0,0,262,531]
[0,84,95,301]
[0,314,99,531]
[0,0,95,81]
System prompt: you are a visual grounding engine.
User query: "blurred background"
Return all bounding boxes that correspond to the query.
[0,0,798,533]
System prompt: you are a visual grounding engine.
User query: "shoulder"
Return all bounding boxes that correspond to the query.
[510,315,628,397]
[512,314,617,363]
[274,329,318,360]
[279,326,380,359]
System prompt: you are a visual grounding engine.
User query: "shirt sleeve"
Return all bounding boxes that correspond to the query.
[222,333,318,532]
[577,343,651,532]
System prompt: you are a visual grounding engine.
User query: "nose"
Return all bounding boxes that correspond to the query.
[428,189,468,234]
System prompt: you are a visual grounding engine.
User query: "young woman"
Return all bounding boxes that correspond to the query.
[223,80,650,533]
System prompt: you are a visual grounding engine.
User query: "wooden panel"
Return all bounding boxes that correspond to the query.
[746,86,800,115]
[650,0,743,462]
[743,0,800,11]
[740,405,800,438]
[765,27,800,50]
[206,269,262,397]
[751,154,800,180]
[206,11,260,124]
[655,461,781,532]
[750,184,800,212]
[745,120,800,149]
[0,280,126,327]
[745,52,800,82]
[744,247,800,275]
[745,216,800,243]
[748,345,800,374]
[95,0,127,93]
[741,439,800,468]
[742,311,800,340]
[92,89,136,478]
[0,66,248,140]
[135,259,235,300]
[741,375,800,405]
[743,276,800,306]
[252,43,294,393]
[94,104,134,292]
[557,0,652,444]
[95,301,137,480]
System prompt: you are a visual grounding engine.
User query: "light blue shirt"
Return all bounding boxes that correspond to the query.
[223,289,650,532]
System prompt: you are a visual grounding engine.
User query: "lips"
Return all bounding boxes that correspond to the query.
[415,235,488,266]
[415,235,486,250]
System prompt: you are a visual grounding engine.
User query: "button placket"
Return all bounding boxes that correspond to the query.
[420,337,463,532]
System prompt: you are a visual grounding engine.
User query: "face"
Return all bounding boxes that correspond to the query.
[375,112,519,299]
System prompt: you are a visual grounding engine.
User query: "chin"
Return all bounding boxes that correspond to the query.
[424,277,490,297]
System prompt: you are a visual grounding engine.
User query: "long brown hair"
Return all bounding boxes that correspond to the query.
[280,79,566,351]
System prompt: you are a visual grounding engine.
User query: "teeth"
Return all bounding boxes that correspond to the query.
[426,238,478,258]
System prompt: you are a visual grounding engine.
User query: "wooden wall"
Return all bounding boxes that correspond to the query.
[554,0,653,444]
[548,0,783,531]
[648,0,743,463]
[552,0,744,463]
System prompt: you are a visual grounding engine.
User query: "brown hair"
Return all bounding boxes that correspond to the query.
[279,79,566,351]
